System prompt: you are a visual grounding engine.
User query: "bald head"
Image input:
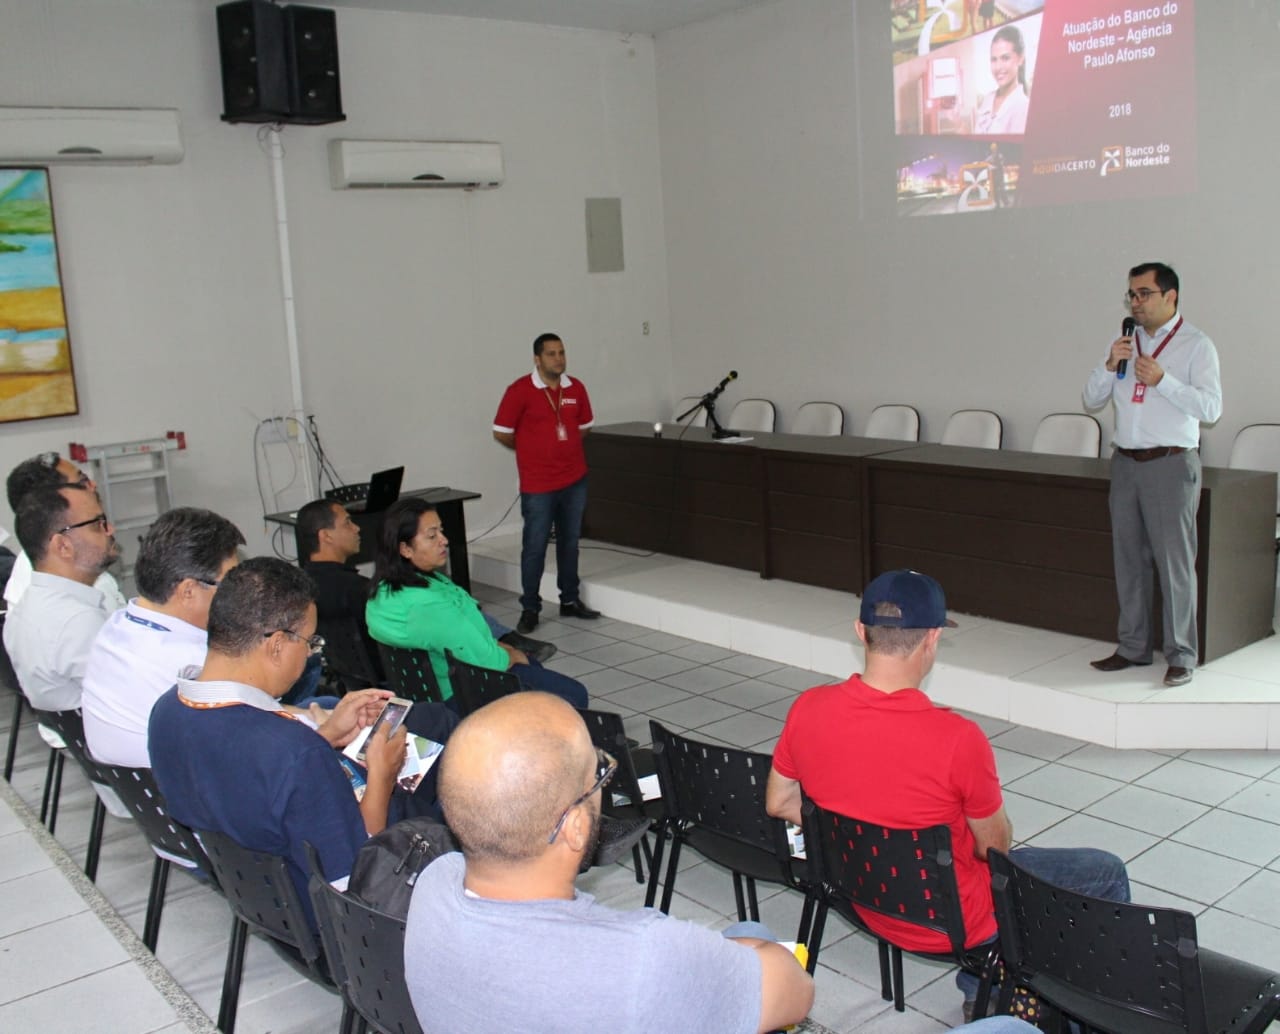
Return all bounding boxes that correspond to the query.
[439,693,594,864]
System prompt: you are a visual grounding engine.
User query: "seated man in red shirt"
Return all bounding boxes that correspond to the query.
[765,569,1130,1021]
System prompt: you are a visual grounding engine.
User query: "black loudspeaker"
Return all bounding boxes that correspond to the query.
[284,5,344,124]
[216,1,344,125]
[217,0,289,122]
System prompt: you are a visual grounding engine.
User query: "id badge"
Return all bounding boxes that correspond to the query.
[556,421,568,441]
[1131,383,1146,404]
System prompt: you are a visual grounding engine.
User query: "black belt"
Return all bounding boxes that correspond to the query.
[1115,446,1189,462]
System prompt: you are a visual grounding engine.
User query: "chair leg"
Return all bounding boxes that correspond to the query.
[338,1002,356,1034]
[84,795,106,882]
[39,745,58,823]
[804,900,828,973]
[891,945,905,1012]
[657,833,684,914]
[217,916,249,1034]
[745,876,760,921]
[795,891,816,951]
[143,858,172,952]
[731,872,748,922]
[45,750,65,834]
[643,822,668,908]
[4,693,21,782]
[876,940,892,1002]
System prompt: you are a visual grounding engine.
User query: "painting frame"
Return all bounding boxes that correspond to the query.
[0,166,79,424]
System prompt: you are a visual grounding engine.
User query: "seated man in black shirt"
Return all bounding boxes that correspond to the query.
[297,498,555,686]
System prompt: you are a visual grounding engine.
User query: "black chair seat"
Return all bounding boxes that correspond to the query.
[578,708,661,882]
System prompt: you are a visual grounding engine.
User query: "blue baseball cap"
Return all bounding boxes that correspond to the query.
[859,570,957,629]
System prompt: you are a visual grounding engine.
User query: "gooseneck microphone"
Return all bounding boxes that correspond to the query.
[1117,317,1135,380]
[712,370,738,395]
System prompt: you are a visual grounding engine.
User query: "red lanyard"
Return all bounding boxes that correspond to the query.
[1131,317,1182,403]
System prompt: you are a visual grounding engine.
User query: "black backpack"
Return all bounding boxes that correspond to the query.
[346,817,457,918]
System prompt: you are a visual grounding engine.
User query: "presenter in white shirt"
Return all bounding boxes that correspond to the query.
[1083,263,1222,687]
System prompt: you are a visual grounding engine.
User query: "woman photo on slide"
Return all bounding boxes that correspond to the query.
[974,24,1030,134]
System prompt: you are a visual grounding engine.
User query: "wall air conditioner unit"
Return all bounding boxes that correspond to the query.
[328,140,503,190]
[0,107,183,165]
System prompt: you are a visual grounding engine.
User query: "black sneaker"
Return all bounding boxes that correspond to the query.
[559,600,600,620]
[516,609,539,634]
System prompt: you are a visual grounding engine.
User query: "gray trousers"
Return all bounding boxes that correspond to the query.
[1109,450,1201,667]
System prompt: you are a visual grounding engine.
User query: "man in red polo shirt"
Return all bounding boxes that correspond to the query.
[493,332,598,634]
[765,569,1129,1021]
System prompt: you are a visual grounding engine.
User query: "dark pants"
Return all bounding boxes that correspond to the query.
[511,659,589,709]
[520,475,588,614]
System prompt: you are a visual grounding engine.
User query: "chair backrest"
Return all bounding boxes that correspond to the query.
[674,396,708,428]
[988,849,1213,1034]
[801,797,967,957]
[378,644,448,705]
[1229,423,1280,511]
[1030,413,1101,458]
[444,650,522,716]
[941,409,1003,450]
[578,707,651,818]
[197,827,325,966]
[38,708,108,785]
[649,721,793,877]
[864,404,920,442]
[308,860,424,1034]
[729,398,776,432]
[321,615,384,689]
[98,763,211,871]
[792,401,845,436]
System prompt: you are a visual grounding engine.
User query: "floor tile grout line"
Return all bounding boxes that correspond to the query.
[0,778,217,1033]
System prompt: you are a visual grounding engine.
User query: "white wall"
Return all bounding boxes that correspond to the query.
[655,0,1279,462]
[0,0,671,558]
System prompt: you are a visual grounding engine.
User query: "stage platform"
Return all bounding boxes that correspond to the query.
[470,532,1280,750]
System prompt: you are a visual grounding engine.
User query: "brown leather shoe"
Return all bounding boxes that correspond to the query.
[1163,666,1193,687]
[1090,652,1151,672]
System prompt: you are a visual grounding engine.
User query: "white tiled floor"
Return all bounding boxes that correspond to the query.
[3,554,1279,1032]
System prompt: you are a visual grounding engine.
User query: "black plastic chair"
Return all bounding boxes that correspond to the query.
[377,644,449,706]
[444,650,522,716]
[321,615,384,691]
[35,708,110,881]
[579,707,660,883]
[988,849,1280,1034]
[647,721,810,939]
[195,828,334,1034]
[800,797,997,1015]
[308,846,422,1034]
[97,763,214,952]
[0,613,24,783]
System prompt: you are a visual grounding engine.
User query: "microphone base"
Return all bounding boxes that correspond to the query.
[711,428,740,440]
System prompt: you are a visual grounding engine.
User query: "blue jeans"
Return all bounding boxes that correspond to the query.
[511,659,588,709]
[483,613,513,638]
[956,846,1130,1001]
[519,476,588,613]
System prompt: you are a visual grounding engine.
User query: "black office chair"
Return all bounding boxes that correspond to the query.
[308,846,422,1034]
[647,721,810,939]
[579,707,660,883]
[97,763,214,952]
[196,828,335,1034]
[443,650,523,716]
[988,849,1280,1033]
[377,644,449,706]
[800,797,998,1015]
[34,708,111,881]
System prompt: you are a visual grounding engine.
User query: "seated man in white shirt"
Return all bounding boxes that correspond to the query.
[3,482,122,715]
[82,507,245,768]
[4,451,126,611]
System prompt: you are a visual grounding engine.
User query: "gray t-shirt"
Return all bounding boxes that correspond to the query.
[405,853,762,1033]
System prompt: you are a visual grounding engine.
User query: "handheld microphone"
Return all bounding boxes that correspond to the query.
[714,370,739,393]
[1117,317,1135,379]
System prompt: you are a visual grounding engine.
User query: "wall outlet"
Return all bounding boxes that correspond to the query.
[642,321,650,336]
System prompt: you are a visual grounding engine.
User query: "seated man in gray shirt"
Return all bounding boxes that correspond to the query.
[404,691,815,1034]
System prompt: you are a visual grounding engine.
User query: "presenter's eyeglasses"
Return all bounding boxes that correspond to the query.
[1125,288,1166,303]
[548,748,617,844]
[57,513,110,535]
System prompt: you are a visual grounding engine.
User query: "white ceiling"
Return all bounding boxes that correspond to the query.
[323,0,770,36]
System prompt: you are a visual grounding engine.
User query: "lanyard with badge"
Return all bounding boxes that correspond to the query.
[545,384,568,441]
[1131,317,1182,403]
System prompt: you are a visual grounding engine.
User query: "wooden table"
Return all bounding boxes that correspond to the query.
[583,423,1276,662]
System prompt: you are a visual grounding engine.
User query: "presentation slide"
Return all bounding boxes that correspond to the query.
[890,0,1195,215]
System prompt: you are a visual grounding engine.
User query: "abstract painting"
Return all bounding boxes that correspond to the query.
[0,168,78,422]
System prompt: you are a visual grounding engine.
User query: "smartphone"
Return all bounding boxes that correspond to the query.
[354,697,413,763]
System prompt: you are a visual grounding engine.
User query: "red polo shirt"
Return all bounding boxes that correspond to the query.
[493,371,594,494]
[773,675,1004,952]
